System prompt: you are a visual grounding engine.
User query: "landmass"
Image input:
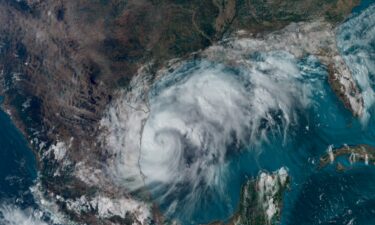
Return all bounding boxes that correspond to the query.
[320,144,375,169]
[205,167,290,225]
[0,0,362,224]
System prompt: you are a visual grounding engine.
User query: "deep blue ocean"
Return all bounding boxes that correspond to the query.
[0,1,374,225]
[0,99,38,216]
[0,108,37,199]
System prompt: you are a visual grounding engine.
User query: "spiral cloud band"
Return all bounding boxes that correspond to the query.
[99,48,325,217]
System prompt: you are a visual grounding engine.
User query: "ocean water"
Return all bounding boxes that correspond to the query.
[282,3,375,225]
[0,1,374,225]
[0,104,41,223]
[154,51,375,225]
[0,107,37,199]
[146,2,375,224]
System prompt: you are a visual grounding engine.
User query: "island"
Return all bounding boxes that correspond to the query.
[320,144,375,169]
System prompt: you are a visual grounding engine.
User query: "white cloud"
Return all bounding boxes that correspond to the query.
[337,4,375,122]
[99,7,375,218]
[0,205,48,225]
[100,50,319,216]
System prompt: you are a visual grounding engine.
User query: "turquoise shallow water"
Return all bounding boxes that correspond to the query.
[164,53,375,225]
[281,4,375,224]
[152,2,375,224]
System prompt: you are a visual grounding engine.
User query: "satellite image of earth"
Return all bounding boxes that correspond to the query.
[0,0,374,224]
